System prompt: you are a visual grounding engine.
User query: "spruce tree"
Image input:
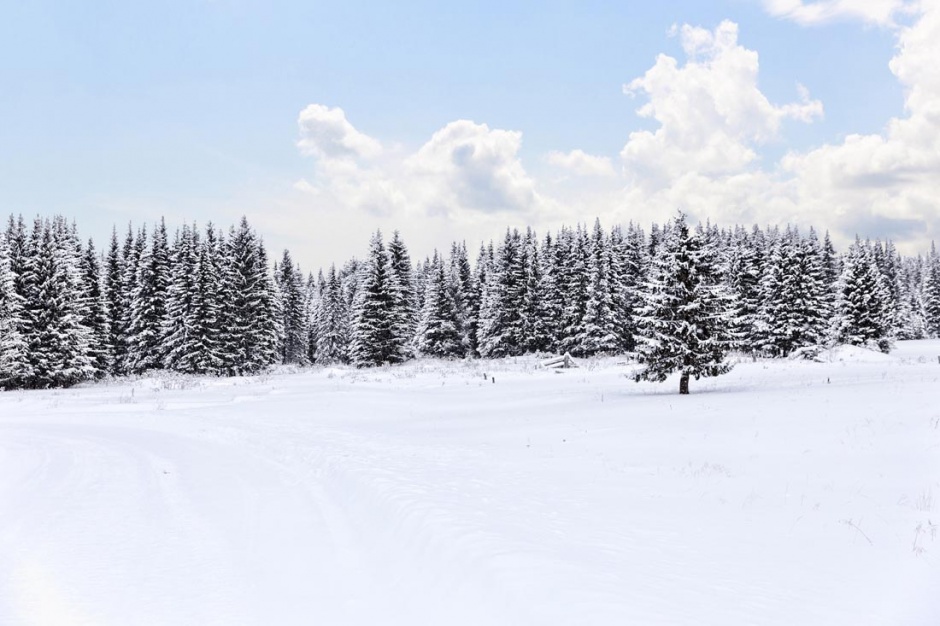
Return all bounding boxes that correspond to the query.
[350,230,406,366]
[632,213,734,394]
[276,249,309,365]
[221,218,280,375]
[416,251,462,357]
[834,239,894,352]
[126,219,171,373]
[80,238,111,377]
[578,220,620,356]
[163,224,201,373]
[923,242,940,337]
[0,232,30,388]
[316,264,350,364]
[387,231,417,360]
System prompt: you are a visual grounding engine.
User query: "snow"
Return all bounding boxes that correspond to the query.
[2,342,940,625]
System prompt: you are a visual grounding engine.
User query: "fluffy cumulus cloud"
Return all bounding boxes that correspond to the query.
[762,0,917,26]
[621,20,822,186]
[297,104,382,161]
[778,1,940,242]
[290,9,940,266]
[405,121,540,216]
[545,149,616,178]
[295,111,541,221]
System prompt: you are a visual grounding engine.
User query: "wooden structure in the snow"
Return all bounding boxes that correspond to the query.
[541,353,579,369]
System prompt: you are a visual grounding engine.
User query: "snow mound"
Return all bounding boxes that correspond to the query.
[823,344,897,363]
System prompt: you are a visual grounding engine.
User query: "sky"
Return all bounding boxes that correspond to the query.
[1,0,938,272]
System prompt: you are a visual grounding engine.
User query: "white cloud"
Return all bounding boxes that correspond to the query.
[545,149,616,177]
[620,20,822,185]
[284,11,940,270]
[296,104,382,161]
[405,120,540,216]
[777,1,940,241]
[762,0,917,26]
[295,110,546,225]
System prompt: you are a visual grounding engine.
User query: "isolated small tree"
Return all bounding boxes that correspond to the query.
[632,213,734,394]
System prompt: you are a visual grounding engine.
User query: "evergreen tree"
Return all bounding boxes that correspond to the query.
[20,217,93,388]
[189,225,225,374]
[316,264,350,364]
[416,251,463,357]
[79,238,111,377]
[923,242,940,337]
[126,218,171,373]
[557,226,591,355]
[387,231,417,360]
[632,213,734,394]
[578,220,620,356]
[758,228,829,357]
[477,229,525,358]
[163,224,201,372]
[276,249,309,365]
[350,231,408,366]
[448,241,473,355]
[104,227,127,375]
[221,218,280,375]
[834,239,894,352]
[0,232,30,388]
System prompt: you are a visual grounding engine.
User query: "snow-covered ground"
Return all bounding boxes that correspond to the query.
[2,341,939,625]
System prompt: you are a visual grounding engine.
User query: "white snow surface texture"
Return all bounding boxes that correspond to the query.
[2,341,940,625]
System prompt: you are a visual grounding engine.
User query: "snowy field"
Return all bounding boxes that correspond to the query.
[2,341,940,625]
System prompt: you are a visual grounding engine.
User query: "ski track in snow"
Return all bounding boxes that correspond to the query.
[2,342,940,625]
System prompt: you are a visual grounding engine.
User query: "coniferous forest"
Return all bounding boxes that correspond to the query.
[1,211,939,391]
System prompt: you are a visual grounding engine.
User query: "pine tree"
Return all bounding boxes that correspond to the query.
[220,218,280,375]
[416,251,463,357]
[632,213,734,394]
[20,217,93,388]
[126,218,171,373]
[163,224,201,373]
[557,226,591,355]
[834,239,894,352]
[387,231,417,361]
[276,249,309,365]
[477,229,525,358]
[578,220,620,356]
[80,238,111,377]
[0,231,30,388]
[448,241,473,356]
[350,231,407,366]
[189,224,225,374]
[104,227,127,375]
[316,264,350,364]
[923,242,940,337]
[758,228,829,357]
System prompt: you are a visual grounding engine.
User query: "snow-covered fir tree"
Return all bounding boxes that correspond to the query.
[315,264,350,364]
[275,249,309,366]
[221,218,280,375]
[350,231,410,366]
[577,220,620,356]
[79,238,111,377]
[19,217,94,388]
[834,238,895,352]
[163,224,201,373]
[416,250,463,358]
[632,213,734,394]
[0,231,30,389]
[923,243,940,337]
[477,229,525,358]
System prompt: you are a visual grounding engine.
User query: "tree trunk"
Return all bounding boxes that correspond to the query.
[679,372,690,395]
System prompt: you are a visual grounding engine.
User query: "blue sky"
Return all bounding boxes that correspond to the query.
[0,0,935,270]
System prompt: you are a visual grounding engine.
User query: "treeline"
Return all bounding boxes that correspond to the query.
[1,212,939,390]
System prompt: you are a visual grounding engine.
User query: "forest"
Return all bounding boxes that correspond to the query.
[1,212,939,391]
